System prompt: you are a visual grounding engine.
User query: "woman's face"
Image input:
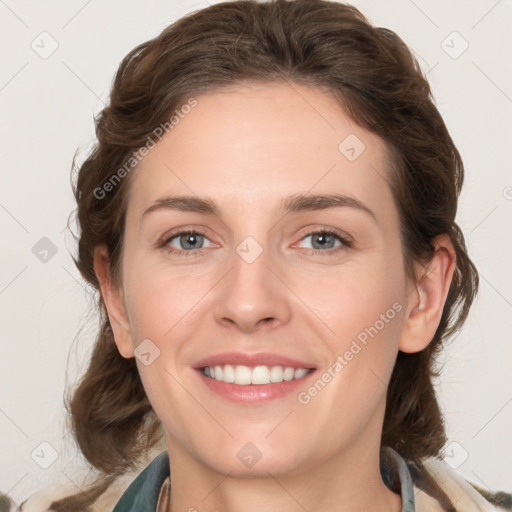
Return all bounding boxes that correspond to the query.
[106,81,421,476]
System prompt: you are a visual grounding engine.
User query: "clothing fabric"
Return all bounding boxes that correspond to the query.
[111,451,170,512]
[9,447,511,511]
[109,447,511,512]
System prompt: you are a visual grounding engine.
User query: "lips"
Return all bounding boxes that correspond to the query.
[193,351,316,370]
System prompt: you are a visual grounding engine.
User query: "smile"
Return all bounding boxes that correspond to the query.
[201,364,313,385]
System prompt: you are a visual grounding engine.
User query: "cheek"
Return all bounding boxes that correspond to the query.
[122,256,219,350]
[292,257,406,411]
[291,276,405,455]
[295,255,405,346]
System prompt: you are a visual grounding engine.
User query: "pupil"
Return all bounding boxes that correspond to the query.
[182,233,200,249]
[314,233,333,249]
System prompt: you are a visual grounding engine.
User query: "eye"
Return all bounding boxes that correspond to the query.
[157,227,352,257]
[159,229,215,256]
[296,229,352,255]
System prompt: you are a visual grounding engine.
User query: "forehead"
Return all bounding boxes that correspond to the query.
[127,81,396,223]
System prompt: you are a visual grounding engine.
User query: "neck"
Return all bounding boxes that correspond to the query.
[164,435,402,512]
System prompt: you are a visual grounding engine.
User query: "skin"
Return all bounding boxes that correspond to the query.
[95,81,456,512]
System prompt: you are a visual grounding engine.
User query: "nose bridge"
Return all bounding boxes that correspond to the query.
[213,232,291,331]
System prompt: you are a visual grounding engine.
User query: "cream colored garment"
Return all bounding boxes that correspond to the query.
[153,460,507,512]
[413,456,507,511]
[156,476,170,512]
[15,454,510,511]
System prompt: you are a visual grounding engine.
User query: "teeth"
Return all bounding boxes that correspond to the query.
[222,364,235,383]
[294,368,310,379]
[202,364,312,385]
[284,367,295,381]
[251,365,269,385]
[235,365,252,385]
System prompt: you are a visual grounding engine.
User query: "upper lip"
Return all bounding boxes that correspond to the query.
[193,352,316,370]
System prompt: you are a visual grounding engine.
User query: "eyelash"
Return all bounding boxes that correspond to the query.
[157,228,352,257]
[294,229,353,255]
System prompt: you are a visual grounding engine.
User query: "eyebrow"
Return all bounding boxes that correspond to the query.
[142,193,376,220]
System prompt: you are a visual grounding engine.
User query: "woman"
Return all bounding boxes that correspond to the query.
[15,0,511,510]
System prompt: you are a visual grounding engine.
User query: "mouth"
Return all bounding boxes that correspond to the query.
[199,364,315,385]
[192,352,317,403]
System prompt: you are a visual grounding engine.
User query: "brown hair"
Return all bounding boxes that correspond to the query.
[49,0,478,509]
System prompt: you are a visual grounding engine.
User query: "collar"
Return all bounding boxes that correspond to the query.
[112,451,170,512]
[112,448,417,512]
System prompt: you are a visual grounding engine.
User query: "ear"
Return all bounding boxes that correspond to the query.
[93,244,135,358]
[399,234,457,353]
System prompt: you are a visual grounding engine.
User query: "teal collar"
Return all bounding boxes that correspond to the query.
[112,451,170,511]
[113,447,415,511]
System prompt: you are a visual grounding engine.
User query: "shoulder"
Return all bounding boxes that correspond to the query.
[111,451,169,511]
[9,453,167,512]
[9,474,134,512]
[7,450,510,512]
[409,454,512,512]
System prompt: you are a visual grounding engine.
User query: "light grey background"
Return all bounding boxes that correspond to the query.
[1,0,511,504]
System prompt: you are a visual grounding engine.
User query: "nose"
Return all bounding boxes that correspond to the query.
[213,241,292,333]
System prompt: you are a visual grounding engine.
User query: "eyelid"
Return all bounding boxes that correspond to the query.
[157,226,353,256]
[156,226,214,251]
[292,227,353,252]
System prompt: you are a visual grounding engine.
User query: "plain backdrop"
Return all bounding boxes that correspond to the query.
[1,0,511,504]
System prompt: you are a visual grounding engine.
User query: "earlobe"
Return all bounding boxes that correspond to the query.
[93,245,135,359]
[399,234,457,354]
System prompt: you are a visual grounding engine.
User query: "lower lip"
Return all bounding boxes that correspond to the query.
[195,369,316,405]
